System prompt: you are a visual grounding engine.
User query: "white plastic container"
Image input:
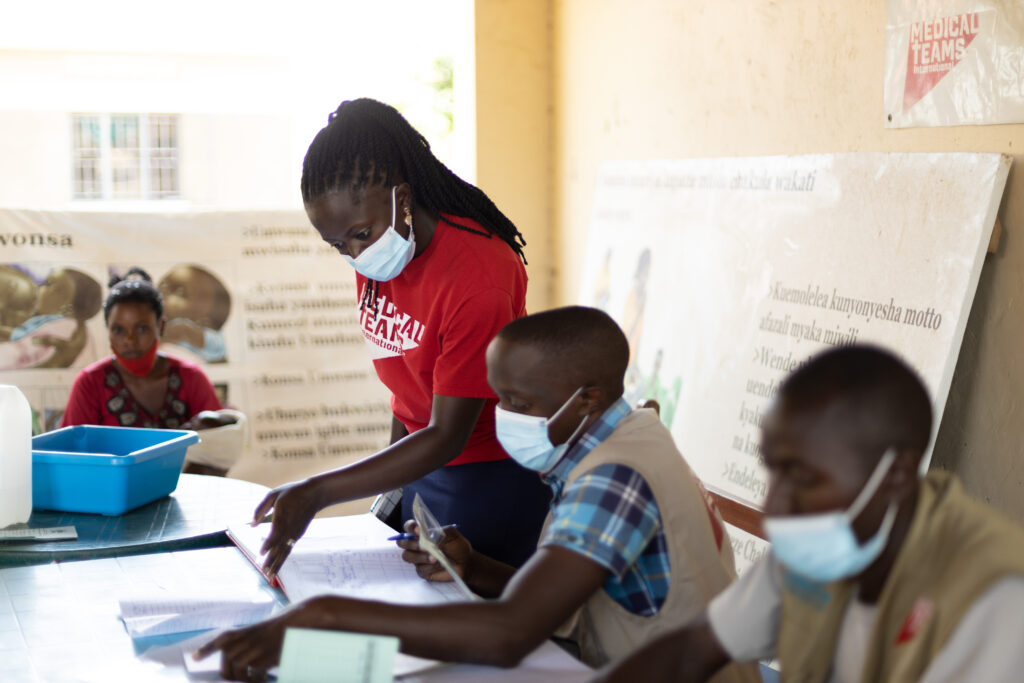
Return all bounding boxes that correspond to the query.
[0,385,32,526]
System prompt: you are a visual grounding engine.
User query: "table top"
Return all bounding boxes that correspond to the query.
[0,545,594,683]
[0,474,270,567]
[0,547,277,682]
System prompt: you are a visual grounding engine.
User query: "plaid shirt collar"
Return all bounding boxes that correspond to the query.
[541,397,632,498]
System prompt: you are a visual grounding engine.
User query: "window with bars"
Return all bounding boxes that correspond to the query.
[71,114,180,200]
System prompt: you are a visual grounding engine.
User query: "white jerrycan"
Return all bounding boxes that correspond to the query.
[0,385,32,527]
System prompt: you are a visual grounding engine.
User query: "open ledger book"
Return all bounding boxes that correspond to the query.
[227,513,472,678]
[227,513,469,606]
[209,512,593,680]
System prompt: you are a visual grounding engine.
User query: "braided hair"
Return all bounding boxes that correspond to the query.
[301,98,527,316]
[103,267,163,323]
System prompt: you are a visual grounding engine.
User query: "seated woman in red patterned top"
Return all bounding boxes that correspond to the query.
[60,268,236,474]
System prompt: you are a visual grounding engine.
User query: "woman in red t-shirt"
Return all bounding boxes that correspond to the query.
[60,268,235,474]
[253,98,551,573]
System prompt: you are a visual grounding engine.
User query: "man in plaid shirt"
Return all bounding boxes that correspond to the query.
[198,307,758,682]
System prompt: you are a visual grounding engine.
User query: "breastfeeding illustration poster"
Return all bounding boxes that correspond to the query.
[579,154,1009,525]
[0,209,391,510]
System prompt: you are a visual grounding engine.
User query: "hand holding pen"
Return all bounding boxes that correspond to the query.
[387,521,457,544]
[392,520,472,583]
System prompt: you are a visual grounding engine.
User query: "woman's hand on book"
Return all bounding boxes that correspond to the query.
[250,480,323,579]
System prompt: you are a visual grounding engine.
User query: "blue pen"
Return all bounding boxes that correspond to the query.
[388,533,417,541]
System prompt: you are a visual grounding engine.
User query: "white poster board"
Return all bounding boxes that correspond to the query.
[0,210,391,512]
[885,0,1024,127]
[579,154,1008,523]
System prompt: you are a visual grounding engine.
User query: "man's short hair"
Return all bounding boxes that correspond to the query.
[497,306,630,399]
[779,344,933,462]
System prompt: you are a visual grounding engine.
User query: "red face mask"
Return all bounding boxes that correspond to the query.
[114,340,160,377]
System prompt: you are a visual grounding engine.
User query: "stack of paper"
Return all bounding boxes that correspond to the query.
[119,591,276,638]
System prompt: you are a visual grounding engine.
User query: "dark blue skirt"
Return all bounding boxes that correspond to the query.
[401,458,552,568]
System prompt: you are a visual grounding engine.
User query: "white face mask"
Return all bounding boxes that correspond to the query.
[342,185,415,281]
[494,387,588,473]
[763,448,899,583]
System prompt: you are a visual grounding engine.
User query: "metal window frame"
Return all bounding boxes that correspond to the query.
[71,113,180,201]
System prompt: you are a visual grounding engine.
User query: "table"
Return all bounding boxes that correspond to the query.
[0,475,270,567]
[0,546,594,683]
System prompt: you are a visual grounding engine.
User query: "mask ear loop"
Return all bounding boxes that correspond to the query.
[546,386,589,448]
[390,185,397,231]
[845,448,900,548]
[863,502,899,550]
[546,387,585,425]
[846,448,897,521]
[364,186,401,323]
[564,413,590,446]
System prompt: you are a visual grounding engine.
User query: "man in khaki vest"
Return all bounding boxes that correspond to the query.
[596,345,1024,682]
[198,307,758,682]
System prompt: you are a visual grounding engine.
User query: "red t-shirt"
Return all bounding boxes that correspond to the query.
[356,214,527,466]
[61,355,222,429]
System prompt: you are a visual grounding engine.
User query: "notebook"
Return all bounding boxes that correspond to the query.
[227,513,467,605]
[226,513,457,678]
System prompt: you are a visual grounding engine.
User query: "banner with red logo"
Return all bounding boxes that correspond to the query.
[886,1,1024,127]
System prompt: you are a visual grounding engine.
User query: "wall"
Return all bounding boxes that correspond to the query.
[552,0,1024,519]
[0,111,72,206]
[475,0,555,313]
[0,110,294,209]
[180,115,294,208]
[0,49,300,210]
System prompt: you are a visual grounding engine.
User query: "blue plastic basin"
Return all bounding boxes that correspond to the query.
[31,425,199,515]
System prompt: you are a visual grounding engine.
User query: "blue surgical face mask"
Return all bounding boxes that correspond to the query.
[494,387,588,473]
[763,448,898,583]
[342,186,415,281]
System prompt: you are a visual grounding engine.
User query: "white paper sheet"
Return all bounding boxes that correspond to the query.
[0,525,77,541]
[119,591,275,637]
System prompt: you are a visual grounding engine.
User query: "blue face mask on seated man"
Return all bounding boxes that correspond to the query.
[494,387,588,473]
[342,185,416,281]
[763,448,899,583]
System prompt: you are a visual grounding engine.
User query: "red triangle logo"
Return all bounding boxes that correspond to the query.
[895,597,934,645]
[903,14,981,112]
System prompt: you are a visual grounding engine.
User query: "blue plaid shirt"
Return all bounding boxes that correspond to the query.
[540,398,670,616]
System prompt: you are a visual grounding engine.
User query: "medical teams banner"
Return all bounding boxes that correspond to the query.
[0,209,391,513]
[886,0,1024,127]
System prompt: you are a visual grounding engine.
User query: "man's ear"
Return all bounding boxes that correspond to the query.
[885,447,921,501]
[158,317,167,338]
[578,386,604,417]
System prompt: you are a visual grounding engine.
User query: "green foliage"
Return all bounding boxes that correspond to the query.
[429,56,454,134]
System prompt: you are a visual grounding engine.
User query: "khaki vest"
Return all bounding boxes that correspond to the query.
[553,409,761,682]
[777,471,1024,683]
